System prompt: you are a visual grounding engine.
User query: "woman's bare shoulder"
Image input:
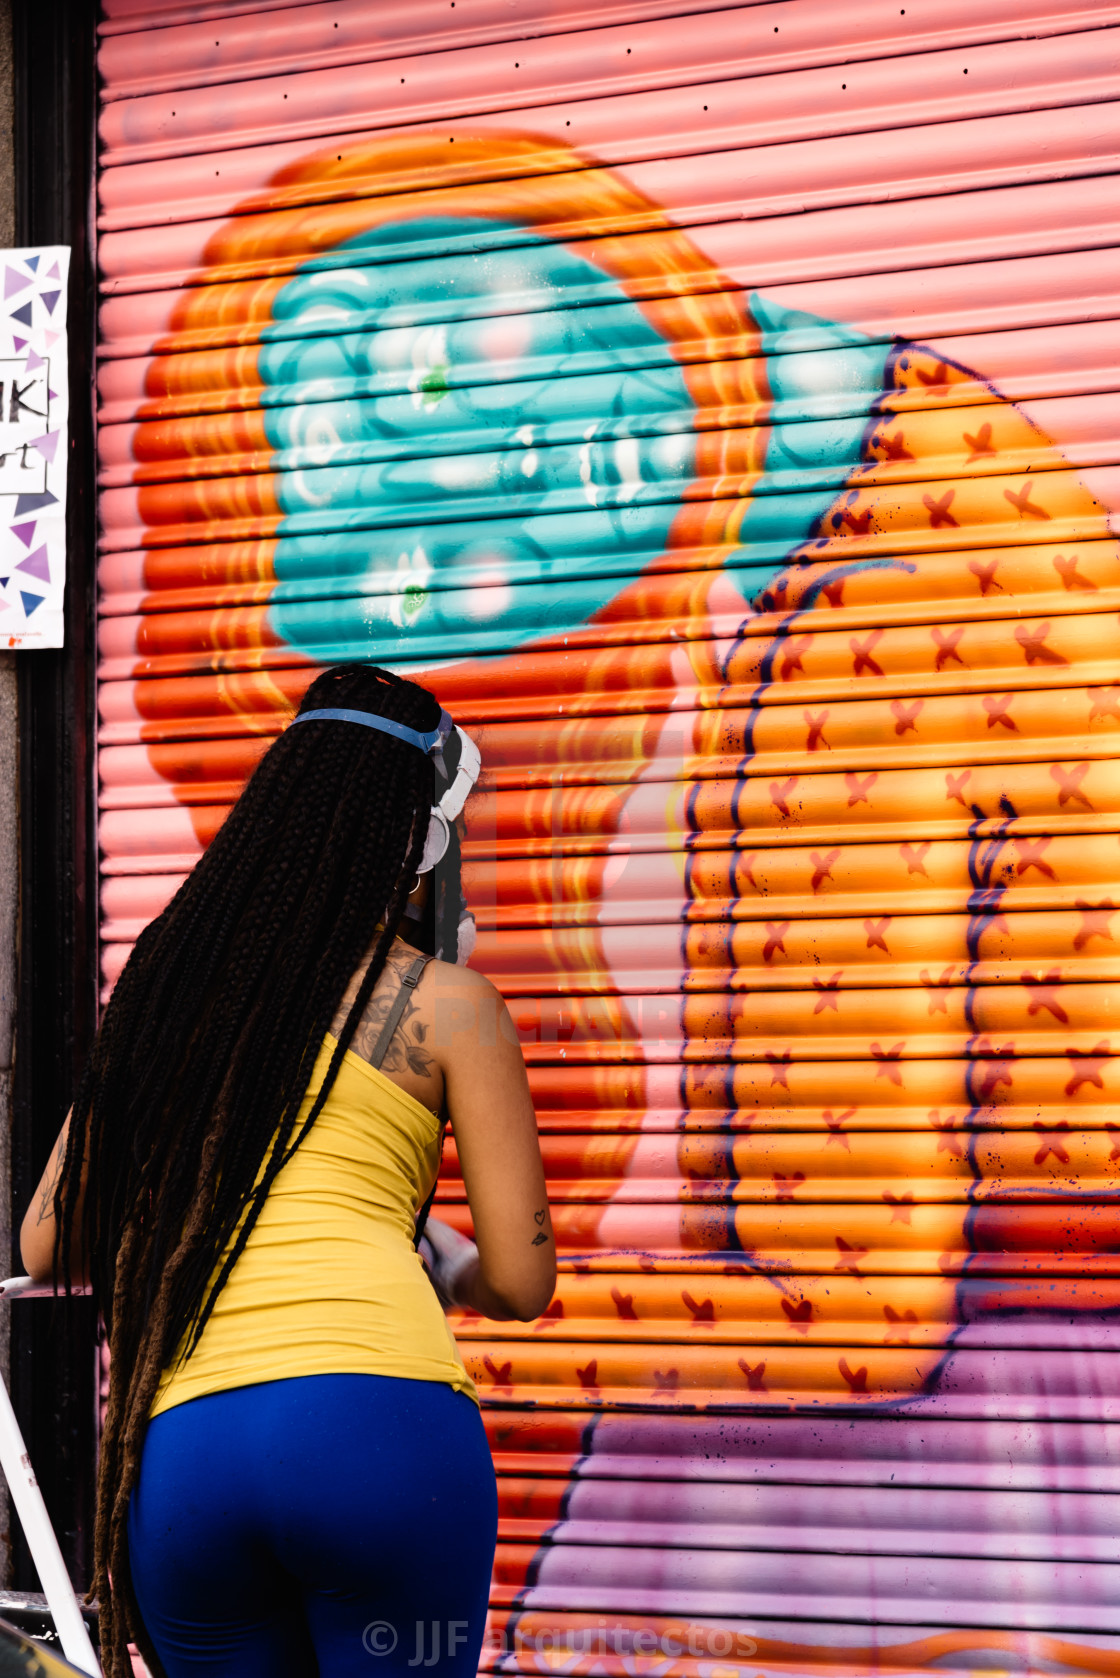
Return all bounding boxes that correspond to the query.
[419,954,500,999]
[411,954,513,1058]
[417,955,506,1015]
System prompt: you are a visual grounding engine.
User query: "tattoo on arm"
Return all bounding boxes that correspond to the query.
[531,1207,549,1247]
[35,1141,64,1226]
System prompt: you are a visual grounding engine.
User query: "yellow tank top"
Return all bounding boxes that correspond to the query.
[150,1032,477,1417]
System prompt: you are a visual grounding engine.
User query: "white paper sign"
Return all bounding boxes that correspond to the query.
[0,246,69,649]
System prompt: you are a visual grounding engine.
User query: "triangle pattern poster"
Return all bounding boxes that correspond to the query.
[0,246,69,648]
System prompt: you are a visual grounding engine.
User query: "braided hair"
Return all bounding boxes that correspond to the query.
[54,663,448,1676]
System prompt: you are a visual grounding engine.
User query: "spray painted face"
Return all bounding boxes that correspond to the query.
[258,217,915,670]
[259,218,701,665]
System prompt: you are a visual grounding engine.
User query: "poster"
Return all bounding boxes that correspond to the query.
[0,245,69,649]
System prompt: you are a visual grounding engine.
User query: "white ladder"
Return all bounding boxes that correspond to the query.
[0,1277,100,1674]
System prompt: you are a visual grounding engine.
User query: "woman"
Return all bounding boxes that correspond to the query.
[20,662,555,1678]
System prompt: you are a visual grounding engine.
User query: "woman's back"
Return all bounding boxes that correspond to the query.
[151,952,477,1415]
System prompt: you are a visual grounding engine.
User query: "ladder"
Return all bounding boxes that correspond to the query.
[0,1277,100,1674]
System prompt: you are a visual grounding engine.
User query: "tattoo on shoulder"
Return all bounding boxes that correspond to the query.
[339,952,435,1079]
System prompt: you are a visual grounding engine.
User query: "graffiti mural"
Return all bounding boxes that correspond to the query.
[97,7,1120,1676]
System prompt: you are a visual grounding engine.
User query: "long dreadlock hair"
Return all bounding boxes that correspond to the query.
[54,663,457,1677]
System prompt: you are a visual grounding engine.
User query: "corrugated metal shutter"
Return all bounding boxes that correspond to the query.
[97,2,1120,1672]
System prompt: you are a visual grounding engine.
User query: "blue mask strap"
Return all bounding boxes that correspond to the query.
[290,707,447,757]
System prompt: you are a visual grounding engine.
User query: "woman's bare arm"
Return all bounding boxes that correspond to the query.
[20,1110,86,1285]
[433,965,555,1321]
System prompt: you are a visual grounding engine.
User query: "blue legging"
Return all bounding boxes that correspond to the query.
[128,1374,498,1677]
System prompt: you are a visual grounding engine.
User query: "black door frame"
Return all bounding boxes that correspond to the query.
[10,0,100,1591]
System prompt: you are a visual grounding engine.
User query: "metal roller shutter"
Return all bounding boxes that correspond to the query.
[97,2,1120,1673]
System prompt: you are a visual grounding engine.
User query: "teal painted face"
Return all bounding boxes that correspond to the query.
[261,219,696,663]
[258,218,895,665]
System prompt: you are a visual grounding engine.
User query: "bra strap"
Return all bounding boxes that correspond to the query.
[368,953,430,1070]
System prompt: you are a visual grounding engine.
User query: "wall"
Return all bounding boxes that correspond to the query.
[0,0,15,1587]
[96,3,1120,1674]
[10,0,120,1590]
